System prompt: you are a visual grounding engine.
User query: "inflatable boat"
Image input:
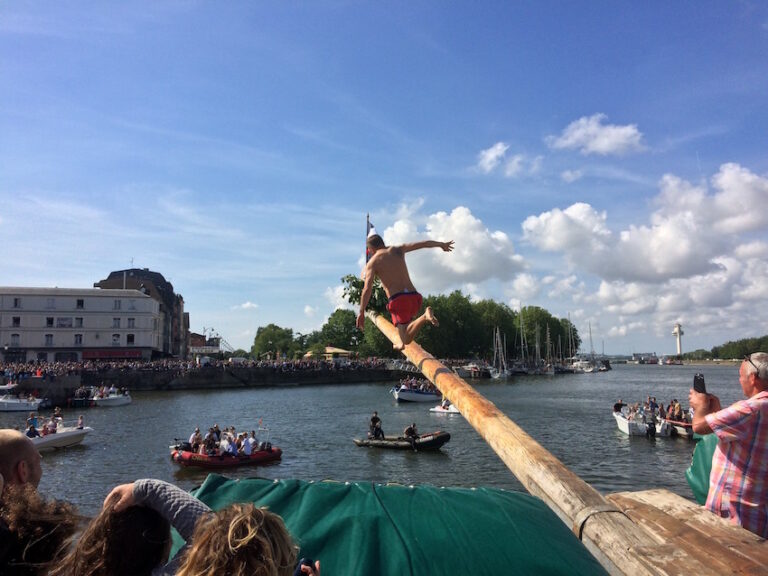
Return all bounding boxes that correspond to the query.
[170,443,282,468]
[353,430,450,451]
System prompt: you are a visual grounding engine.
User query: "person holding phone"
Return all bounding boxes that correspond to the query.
[688,353,768,537]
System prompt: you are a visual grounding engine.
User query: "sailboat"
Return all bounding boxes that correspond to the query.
[489,327,510,379]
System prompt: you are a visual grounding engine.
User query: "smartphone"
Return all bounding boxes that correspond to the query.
[693,373,706,394]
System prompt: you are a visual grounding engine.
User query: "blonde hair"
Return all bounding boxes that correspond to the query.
[177,504,297,576]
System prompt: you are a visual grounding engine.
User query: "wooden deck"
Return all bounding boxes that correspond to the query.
[606,489,767,575]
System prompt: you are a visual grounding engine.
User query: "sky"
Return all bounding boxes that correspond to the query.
[1,2,767,355]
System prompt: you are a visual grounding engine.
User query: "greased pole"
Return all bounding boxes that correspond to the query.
[370,311,669,576]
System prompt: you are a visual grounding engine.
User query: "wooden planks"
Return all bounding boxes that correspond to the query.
[607,490,768,575]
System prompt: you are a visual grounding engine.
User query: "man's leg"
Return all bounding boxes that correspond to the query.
[403,307,439,344]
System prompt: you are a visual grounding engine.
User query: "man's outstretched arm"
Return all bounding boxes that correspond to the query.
[356,266,375,330]
[400,240,454,253]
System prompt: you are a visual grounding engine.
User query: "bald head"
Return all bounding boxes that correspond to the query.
[0,429,42,487]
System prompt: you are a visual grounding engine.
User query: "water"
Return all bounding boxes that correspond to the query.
[1,363,741,516]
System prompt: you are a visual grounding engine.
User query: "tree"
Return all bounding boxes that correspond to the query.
[341,274,388,315]
[251,324,295,359]
[320,309,359,350]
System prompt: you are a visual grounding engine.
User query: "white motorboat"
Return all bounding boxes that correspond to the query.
[391,385,441,403]
[31,425,93,451]
[429,403,461,414]
[93,392,132,407]
[0,394,44,412]
[613,409,671,437]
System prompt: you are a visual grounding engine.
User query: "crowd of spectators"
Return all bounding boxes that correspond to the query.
[0,357,393,384]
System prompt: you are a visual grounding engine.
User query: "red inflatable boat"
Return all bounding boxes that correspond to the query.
[170,445,282,469]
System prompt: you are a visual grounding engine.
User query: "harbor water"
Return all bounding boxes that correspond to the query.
[2,363,741,516]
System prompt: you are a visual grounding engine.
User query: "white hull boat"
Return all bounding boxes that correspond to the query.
[613,410,671,437]
[93,393,132,407]
[0,395,44,412]
[31,425,93,451]
[429,403,461,414]
[391,386,441,403]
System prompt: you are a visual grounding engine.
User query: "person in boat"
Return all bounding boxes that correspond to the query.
[53,406,63,420]
[403,422,418,450]
[238,433,252,456]
[612,399,626,413]
[90,479,321,576]
[188,427,203,453]
[658,403,666,420]
[357,233,454,351]
[441,398,451,410]
[248,430,259,451]
[202,431,217,456]
[689,353,768,538]
[26,412,38,430]
[212,424,222,442]
[77,415,84,429]
[25,424,41,439]
[369,411,384,440]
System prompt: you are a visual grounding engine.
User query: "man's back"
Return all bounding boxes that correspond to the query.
[368,246,415,297]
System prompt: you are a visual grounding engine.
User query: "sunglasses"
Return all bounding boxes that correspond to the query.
[744,354,765,379]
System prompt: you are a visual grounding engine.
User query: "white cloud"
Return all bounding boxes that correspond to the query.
[304,305,318,318]
[510,273,539,301]
[233,301,259,310]
[324,285,353,311]
[561,169,583,183]
[382,205,526,295]
[546,113,645,156]
[476,142,508,173]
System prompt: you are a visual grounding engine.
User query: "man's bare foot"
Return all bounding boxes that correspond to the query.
[425,306,439,327]
[393,341,405,351]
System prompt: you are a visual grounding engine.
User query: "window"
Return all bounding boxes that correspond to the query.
[113,299,121,310]
[74,334,83,346]
[127,334,135,346]
[46,317,54,327]
[10,334,20,347]
[127,318,135,329]
[13,298,21,309]
[45,334,53,346]
[46,298,55,309]
[112,334,120,345]
[12,317,20,327]
[112,318,121,328]
[76,299,84,309]
[75,317,83,328]
[56,317,73,328]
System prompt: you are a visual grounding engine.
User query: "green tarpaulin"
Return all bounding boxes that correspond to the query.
[173,474,607,575]
[686,433,718,505]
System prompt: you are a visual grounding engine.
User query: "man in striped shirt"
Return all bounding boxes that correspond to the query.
[690,352,768,538]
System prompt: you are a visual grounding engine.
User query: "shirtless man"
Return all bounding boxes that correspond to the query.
[0,429,43,487]
[357,234,454,350]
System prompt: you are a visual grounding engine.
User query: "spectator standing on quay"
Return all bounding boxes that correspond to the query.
[689,353,768,537]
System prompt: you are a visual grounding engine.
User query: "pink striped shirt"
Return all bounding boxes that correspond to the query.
[705,390,768,537]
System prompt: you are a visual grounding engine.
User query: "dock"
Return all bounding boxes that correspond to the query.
[369,312,767,576]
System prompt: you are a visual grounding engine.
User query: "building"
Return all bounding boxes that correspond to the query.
[188,332,222,357]
[94,268,188,358]
[0,287,160,362]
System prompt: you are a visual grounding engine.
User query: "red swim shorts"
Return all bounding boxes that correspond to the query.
[386,292,423,326]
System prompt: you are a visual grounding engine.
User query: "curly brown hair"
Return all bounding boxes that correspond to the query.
[176,503,298,576]
[0,483,80,576]
[47,502,171,576]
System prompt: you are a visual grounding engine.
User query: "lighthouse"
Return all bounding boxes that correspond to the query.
[672,323,684,356]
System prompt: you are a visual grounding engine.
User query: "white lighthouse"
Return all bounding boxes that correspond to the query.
[672,323,684,356]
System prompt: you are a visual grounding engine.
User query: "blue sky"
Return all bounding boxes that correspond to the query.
[2,2,767,355]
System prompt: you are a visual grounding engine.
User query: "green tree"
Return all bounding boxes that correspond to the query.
[341,274,388,314]
[320,309,359,350]
[473,299,517,359]
[251,324,295,359]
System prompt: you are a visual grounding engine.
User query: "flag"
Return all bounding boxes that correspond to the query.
[365,214,377,263]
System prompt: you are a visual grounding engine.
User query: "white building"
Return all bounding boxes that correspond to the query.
[0,287,161,362]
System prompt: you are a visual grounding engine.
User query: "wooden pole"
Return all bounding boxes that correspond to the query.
[371,312,664,576]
